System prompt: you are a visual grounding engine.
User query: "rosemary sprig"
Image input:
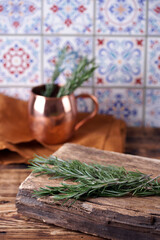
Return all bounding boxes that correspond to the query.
[57,57,97,97]
[42,47,97,98]
[43,47,67,97]
[29,156,160,203]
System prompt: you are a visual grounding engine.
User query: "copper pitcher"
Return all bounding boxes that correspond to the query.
[28,84,98,145]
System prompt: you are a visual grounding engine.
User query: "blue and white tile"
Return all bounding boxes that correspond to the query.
[0,87,30,100]
[145,89,160,127]
[44,37,93,86]
[44,0,93,34]
[95,88,143,126]
[148,0,160,35]
[96,0,146,35]
[147,38,160,86]
[0,0,41,33]
[75,88,93,113]
[95,37,145,87]
[0,37,41,85]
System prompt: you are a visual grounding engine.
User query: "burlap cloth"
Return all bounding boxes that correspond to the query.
[0,94,126,165]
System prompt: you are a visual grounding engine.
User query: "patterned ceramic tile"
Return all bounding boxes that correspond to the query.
[148,0,160,35]
[74,88,93,113]
[96,0,146,34]
[44,0,93,34]
[145,89,160,127]
[44,37,93,86]
[0,0,41,33]
[0,37,41,85]
[147,38,160,86]
[0,87,30,100]
[95,88,143,126]
[95,37,144,87]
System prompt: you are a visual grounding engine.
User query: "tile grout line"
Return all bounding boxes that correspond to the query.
[0,33,160,37]
[142,0,149,127]
[92,0,96,111]
[2,85,160,89]
[40,0,44,84]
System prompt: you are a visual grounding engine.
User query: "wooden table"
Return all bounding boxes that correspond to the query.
[1,127,160,240]
[125,127,160,159]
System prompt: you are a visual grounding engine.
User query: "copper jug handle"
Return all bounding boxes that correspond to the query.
[74,93,99,131]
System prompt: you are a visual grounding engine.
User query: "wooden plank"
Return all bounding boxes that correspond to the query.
[16,143,160,240]
[0,209,102,240]
[103,119,126,153]
[0,167,103,240]
[126,127,160,159]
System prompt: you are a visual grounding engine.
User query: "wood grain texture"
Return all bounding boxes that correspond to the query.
[0,166,102,240]
[126,127,160,159]
[16,143,160,240]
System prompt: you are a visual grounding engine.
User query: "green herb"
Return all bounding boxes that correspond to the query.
[42,47,97,98]
[43,47,67,97]
[57,57,97,97]
[29,156,160,203]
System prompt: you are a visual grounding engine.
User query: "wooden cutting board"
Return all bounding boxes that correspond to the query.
[16,143,160,240]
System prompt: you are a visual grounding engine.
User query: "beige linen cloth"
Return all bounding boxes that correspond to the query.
[0,94,126,165]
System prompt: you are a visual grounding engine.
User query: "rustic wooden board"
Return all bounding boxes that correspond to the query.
[16,143,160,240]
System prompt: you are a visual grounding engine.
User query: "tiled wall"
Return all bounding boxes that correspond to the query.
[0,0,160,127]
